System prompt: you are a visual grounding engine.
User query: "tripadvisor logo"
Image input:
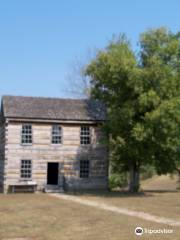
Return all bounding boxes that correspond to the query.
[135,227,173,236]
[135,227,144,236]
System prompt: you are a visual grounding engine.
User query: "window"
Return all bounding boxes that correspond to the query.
[21,124,32,144]
[80,160,89,178]
[52,125,62,144]
[80,126,91,145]
[20,160,32,179]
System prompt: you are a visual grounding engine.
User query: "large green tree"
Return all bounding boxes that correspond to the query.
[85,28,180,192]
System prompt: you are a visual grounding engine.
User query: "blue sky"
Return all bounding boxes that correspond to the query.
[0,0,179,99]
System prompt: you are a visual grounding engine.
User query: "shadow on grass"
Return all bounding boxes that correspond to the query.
[143,189,179,193]
[66,189,151,198]
[66,188,179,198]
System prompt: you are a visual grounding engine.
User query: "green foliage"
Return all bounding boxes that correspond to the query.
[85,27,180,191]
[109,173,128,190]
[140,164,155,180]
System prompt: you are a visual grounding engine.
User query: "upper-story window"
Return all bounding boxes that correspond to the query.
[80,126,91,145]
[21,124,32,145]
[52,125,62,144]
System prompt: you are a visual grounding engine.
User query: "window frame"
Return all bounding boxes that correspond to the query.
[20,159,32,180]
[80,126,91,145]
[51,125,62,145]
[79,160,90,178]
[21,124,33,145]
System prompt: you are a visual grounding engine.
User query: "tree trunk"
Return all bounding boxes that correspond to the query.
[129,163,140,192]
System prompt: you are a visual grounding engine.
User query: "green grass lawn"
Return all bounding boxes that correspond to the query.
[0,175,179,240]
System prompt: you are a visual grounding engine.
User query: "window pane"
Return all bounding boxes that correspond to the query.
[80,126,91,145]
[20,160,32,179]
[21,124,32,144]
[52,125,62,144]
[80,160,89,178]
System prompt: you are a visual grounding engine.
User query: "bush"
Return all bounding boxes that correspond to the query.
[109,173,128,190]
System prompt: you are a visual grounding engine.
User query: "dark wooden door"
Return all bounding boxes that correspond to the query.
[47,162,59,185]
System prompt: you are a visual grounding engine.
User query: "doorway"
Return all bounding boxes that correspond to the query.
[47,162,59,185]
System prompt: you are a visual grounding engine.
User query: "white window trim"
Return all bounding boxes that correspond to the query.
[21,123,33,146]
[20,159,32,180]
[51,125,63,145]
[80,126,91,145]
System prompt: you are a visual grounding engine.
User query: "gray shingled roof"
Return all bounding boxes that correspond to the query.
[2,96,106,121]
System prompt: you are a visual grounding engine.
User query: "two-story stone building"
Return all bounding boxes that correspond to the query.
[0,95,108,193]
